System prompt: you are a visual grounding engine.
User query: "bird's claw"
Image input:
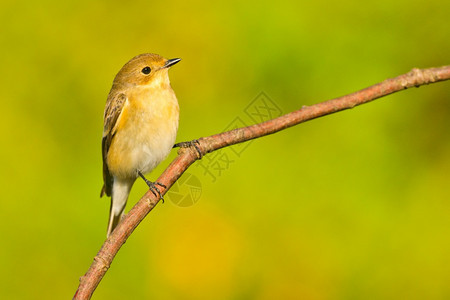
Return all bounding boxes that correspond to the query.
[148,183,165,203]
[137,171,166,203]
[174,139,202,158]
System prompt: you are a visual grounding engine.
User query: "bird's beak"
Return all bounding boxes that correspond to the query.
[164,58,181,68]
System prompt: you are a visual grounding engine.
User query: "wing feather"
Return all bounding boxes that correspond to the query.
[101,92,127,197]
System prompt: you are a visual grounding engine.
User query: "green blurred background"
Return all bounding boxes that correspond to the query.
[1,0,449,299]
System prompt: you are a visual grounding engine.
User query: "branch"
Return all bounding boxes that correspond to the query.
[74,66,450,299]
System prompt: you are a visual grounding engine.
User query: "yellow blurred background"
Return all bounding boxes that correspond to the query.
[1,0,449,299]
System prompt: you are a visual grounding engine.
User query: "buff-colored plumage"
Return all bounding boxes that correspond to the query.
[101,53,180,237]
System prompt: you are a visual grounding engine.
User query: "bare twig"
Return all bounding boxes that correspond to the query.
[74,66,450,299]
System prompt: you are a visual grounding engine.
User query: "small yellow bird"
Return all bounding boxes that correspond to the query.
[100,53,181,237]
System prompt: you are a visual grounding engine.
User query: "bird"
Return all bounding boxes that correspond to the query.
[100,53,181,237]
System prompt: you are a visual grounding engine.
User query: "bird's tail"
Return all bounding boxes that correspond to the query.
[107,178,134,237]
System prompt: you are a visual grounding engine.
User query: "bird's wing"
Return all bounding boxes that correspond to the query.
[101,92,127,197]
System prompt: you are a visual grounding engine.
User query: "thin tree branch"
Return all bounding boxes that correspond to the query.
[74,66,450,299]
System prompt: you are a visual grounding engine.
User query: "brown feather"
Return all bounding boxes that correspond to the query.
[101,92,127,197]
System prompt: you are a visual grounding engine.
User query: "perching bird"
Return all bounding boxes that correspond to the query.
[100,53,181,237]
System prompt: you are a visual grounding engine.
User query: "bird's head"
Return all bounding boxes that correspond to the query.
[113,53,181,87]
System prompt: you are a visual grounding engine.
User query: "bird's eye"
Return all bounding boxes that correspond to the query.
[141,66,151,74]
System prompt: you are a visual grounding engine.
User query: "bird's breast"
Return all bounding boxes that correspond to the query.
[107,86,179,179]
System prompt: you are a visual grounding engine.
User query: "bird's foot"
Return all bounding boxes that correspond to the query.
[137,171,167,203]
[174,139,203,158]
